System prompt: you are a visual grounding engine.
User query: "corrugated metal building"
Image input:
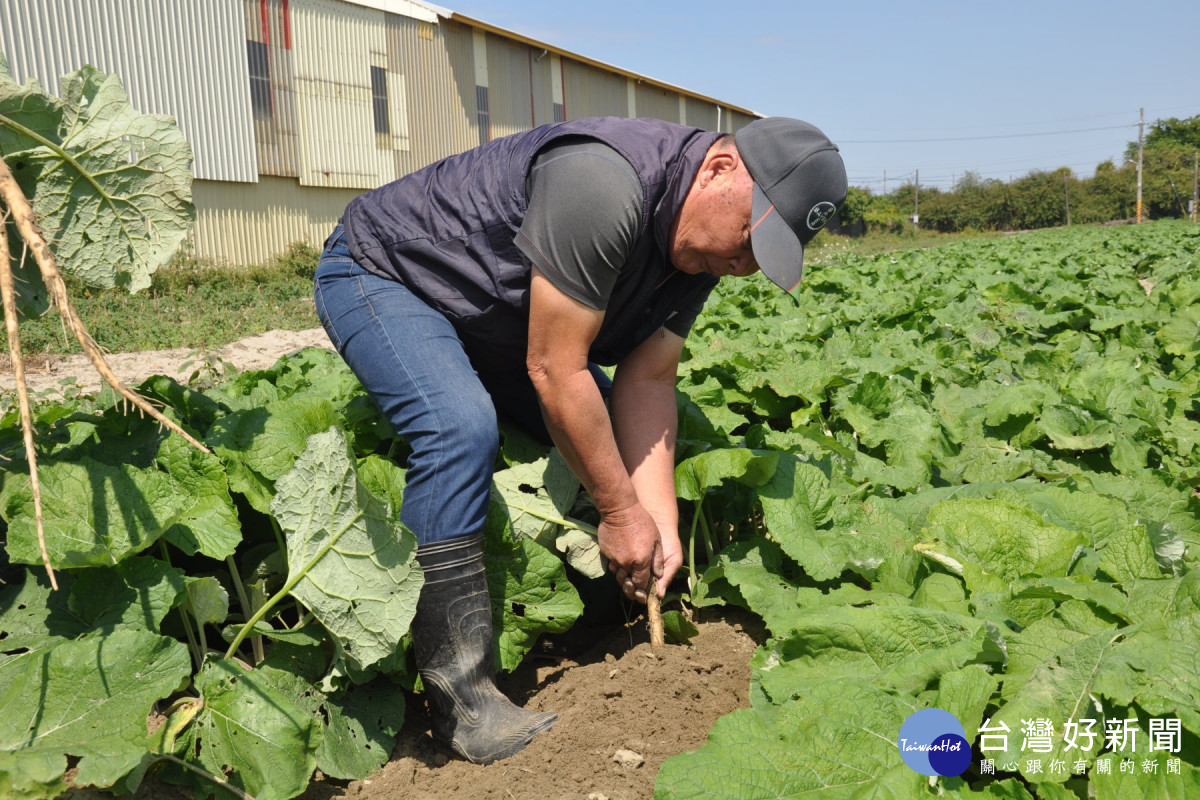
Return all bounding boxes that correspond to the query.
[1,0,760,265]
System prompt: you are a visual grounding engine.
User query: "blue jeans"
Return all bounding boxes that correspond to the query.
[314,225,608,545]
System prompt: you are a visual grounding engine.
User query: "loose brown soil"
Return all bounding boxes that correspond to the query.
[310,609,760,800]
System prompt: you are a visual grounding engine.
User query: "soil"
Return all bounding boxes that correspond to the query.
[312,609,761,800]
[0,328,336,397]
[14,329,763,800]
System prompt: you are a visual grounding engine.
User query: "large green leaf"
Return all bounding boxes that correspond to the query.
[753,604,1006,701]
[157,433,242,560]
[655,681,927,799]
[256,663,405,781]
[491,455,601,578]
[1,456,187,568]
[179,659,319,800]
[485,503,584,671]
[916,499,1087,583]
[758,454,900,582]
[0,629,190,794]
[0,58,193,313]
[207,396,338,513]
[271,427,422,674]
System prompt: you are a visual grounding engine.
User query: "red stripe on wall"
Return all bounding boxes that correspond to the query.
[281,0,291,49]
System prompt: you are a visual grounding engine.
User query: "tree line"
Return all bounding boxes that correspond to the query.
[838,114,1200,234]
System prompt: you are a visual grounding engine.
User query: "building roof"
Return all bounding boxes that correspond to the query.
[343,0,761,118]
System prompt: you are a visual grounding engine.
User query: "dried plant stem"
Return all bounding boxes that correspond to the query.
[0,218,56,589]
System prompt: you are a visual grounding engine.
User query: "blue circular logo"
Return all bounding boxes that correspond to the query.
[898,709,971,776]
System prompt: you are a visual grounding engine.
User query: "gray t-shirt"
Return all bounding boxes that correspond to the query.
[515,137,703,338]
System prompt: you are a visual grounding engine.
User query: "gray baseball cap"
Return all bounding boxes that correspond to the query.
[735,117,847,293]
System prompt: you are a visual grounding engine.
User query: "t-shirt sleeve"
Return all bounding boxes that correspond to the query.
[515,138,643,310]
[664,292,710,338]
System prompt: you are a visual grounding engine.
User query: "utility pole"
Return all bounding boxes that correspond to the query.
[1192,153,1198,223]
[1136,107,1145,223]
[1064,172,1071,226]
[913,169,919,229]
[883,169,887,195]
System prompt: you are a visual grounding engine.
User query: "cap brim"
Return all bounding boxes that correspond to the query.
[749,183,805,293]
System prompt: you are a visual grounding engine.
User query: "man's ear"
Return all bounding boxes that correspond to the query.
[699,149,739,187]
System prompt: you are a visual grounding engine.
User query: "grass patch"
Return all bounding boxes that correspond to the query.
[7,242,321,356]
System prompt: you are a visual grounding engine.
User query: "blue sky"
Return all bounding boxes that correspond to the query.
[446,0,1199,193]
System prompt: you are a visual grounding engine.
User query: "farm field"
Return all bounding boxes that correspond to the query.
[2,220,1199,800]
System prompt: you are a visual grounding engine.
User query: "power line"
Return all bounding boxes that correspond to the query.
[839,124,1135,145]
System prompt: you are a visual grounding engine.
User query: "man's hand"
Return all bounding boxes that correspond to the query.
[598,502,663,603]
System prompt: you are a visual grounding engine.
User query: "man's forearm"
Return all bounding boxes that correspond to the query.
[610,375,679,531]
[532,366,637,516]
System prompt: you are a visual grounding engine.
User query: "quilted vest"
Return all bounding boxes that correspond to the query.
[342,116,721,371]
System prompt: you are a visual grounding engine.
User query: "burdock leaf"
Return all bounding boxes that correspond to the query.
[181,659,320,800]
[270,427,422,673]
[0,58,193,311]
[0,456,187,568]
[0,628,190,793]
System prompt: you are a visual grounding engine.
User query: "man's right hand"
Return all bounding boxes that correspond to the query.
[597,502,663,604]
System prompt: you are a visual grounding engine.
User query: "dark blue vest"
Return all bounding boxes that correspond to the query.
[342,117,721,371]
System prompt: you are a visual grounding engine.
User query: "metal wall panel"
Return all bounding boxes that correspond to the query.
[484,33,533,140]
[244,0,300,177]
[683,98,719,131]
[191,176,360,265]
[0,0,257,182]
[528,49,553,127]
[726,109,756,133]
[384,14,476,174]
[634,82,680,124]
[560,58,626,120]
[290,0,394,189]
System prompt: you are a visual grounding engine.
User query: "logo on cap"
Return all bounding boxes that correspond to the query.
[806,201,837,232]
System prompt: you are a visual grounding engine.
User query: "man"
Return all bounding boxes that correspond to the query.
[314,115,847,764]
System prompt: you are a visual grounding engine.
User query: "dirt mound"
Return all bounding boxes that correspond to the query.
[312,609,760,800]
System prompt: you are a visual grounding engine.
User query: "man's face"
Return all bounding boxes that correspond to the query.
[670,154,761,279]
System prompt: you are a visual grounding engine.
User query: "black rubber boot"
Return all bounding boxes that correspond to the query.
[411,533,556,764]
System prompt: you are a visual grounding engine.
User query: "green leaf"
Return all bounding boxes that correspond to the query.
[207,396,338,513]
[67,556,187,633]
[256,664,404,782]
[185,576,230,626]
[157,433,242,560]
[986,625,1158,783]
[753,605,1006,700]
[485,506,584,671]
[1039,404,1116,451]
[0,60,193,311]
[674,447,780,502]
[661,611,699,645]
[0,629,190,792]
[1097,523,1164,581]
[714,537,805,638]
[1,456,186,568]
[491,456,600,578]
[916,499,1087,583]
[181,659,320,800]
[655,681,926,800]
[270,427,422,674]
[758,454,901,582]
